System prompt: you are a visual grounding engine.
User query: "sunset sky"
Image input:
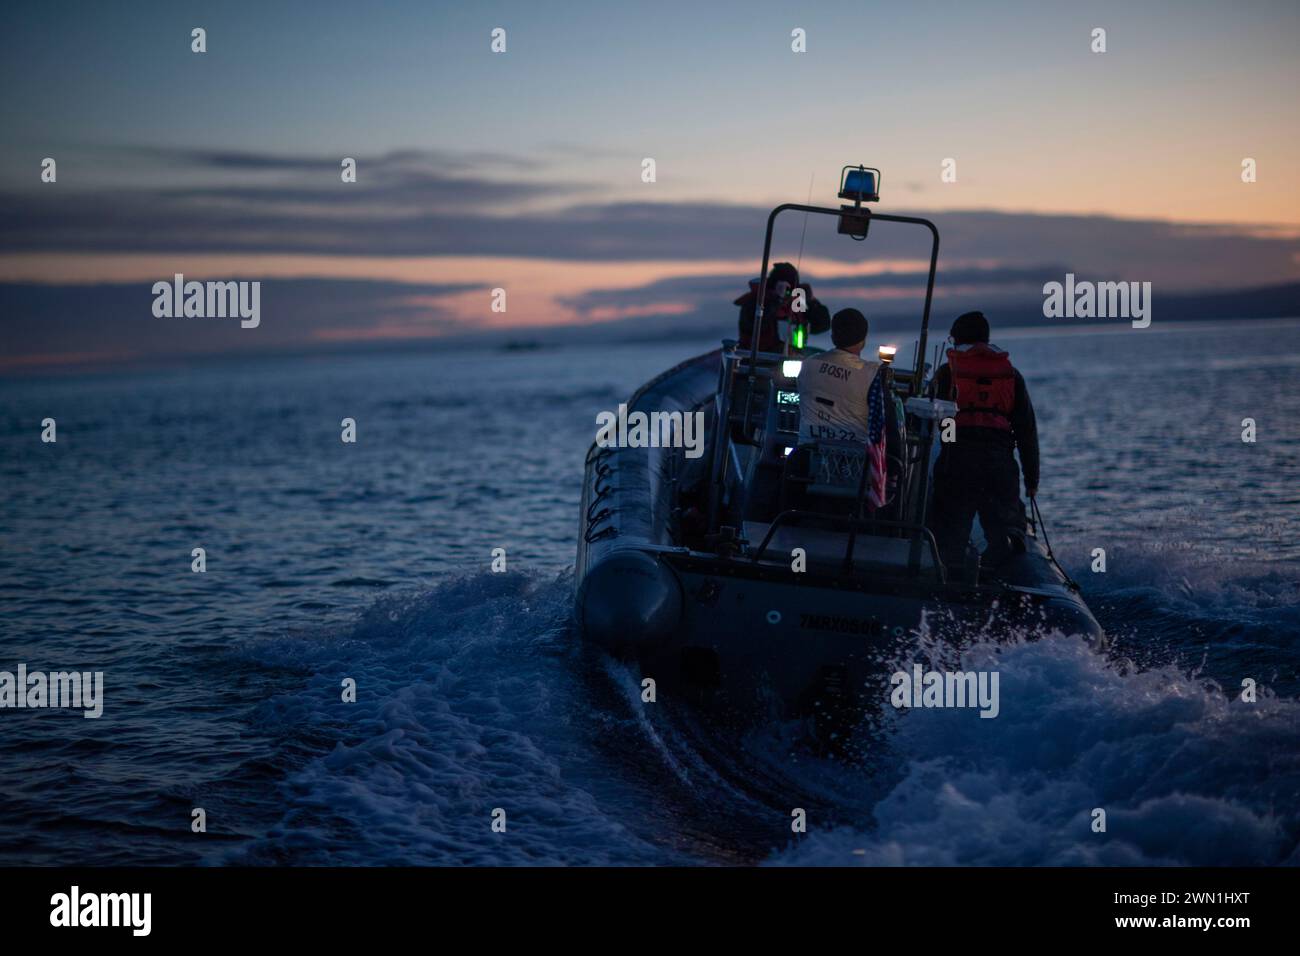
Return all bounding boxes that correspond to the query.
[2,0,1298,368]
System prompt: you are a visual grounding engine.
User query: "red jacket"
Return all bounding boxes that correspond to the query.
[946,343,1016,431]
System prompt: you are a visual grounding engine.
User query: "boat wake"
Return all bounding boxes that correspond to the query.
[230,557,1299,866]
[231,571,672,865]
[769,629,1298,865]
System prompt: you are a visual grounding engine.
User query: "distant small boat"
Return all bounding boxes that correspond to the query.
[499,339,548,352]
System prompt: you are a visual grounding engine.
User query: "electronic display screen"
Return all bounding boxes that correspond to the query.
[776,389,800,406]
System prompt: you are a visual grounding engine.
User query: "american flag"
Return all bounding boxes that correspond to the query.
[865,369,889,508]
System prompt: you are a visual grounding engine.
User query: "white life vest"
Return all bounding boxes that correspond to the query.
[797,349,880,444]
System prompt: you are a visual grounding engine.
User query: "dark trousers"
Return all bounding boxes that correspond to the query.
[929,443,1027,569]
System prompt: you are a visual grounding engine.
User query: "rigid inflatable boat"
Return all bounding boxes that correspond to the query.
[575,166,1103,730]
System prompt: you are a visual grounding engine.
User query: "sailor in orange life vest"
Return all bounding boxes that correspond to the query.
[927,311,1040,569]
[735,262,831,352]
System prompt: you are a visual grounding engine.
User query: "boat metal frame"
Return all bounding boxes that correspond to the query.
[705,194,942,579]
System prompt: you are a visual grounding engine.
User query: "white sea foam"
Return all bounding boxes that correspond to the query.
[768,633,1297,865]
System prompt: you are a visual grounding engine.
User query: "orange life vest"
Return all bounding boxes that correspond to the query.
[946,344,1015,431]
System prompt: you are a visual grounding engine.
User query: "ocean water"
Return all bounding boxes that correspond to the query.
[1,319,1297,866]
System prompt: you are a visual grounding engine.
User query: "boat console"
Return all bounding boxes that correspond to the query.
[702,166,945,579]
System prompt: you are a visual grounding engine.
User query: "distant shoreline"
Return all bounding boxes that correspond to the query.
[4,315,1298,383]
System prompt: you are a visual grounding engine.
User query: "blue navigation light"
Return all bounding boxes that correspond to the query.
[838,165,881,203]
[843,168,875,197]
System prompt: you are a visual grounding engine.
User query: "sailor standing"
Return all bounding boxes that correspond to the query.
[928,310,1040,569]
[736,262,831,353]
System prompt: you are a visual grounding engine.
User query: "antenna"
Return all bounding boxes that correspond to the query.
[795,172,814,270]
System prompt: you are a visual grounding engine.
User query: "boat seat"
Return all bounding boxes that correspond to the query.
[803,441,868,498]
[779,441,870,513]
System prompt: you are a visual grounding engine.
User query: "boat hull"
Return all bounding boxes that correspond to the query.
[575,349,1104,726]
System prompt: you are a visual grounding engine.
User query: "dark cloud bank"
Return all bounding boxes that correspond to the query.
[2,146,1297,369]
